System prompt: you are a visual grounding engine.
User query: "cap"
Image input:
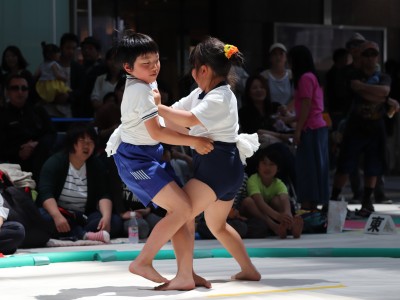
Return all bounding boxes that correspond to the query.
[360,41,380,54]
[81,36,101,51]
[345,32,366,50]
[269,42,287,53]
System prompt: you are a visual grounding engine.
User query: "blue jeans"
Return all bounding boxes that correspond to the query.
[39,208,123,240]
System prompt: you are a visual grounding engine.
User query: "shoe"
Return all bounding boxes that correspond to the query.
[84,230,110,243]
[375,197,393,204]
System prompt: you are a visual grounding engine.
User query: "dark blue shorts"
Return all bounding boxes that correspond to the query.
[192,141,244,201]
[336,134,385,177]
[113,142,181,207]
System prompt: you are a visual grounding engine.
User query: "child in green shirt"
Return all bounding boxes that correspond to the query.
[241,146,303,238]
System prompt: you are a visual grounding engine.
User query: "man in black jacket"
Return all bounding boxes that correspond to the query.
[0,74,56,181]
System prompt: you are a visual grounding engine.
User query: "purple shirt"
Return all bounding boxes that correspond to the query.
[294,72,326,130]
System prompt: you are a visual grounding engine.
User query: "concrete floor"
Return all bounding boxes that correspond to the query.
[1,203,400,300]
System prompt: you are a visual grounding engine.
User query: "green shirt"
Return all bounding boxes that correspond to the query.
[247,174,288,204]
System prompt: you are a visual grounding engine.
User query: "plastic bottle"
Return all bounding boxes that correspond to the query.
[128,211,139,244]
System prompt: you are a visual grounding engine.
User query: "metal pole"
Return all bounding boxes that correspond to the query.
[52,0,56,43]
[88,0,92,36]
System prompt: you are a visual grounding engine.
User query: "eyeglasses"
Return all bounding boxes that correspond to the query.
[8,85,29,92]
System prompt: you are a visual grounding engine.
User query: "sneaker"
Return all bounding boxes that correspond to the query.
[84,230,110,243]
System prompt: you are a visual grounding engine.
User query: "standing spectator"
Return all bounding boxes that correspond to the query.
[34,42,71,117]
[330,41,398,216]
[325,48,352,131]
[58,33,86,119]
[287,45,329,211]
[79,36,107,117]
[0,74,56,181]
[260,43,293,110]
[37,123,123,242]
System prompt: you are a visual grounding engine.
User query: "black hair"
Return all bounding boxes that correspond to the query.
[114,75,126,92]
[114,30,159,68]
[60,33,79,47]
[332,48,349,63]
[64,123,98,154]
[1,45,29,72]
[256,146,282,170]
[41,42,60,61]
[287,45,319,89]
[189,36,244,79]
[81,36,102,51]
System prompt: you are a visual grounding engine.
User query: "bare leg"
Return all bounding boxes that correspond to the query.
[129,182,192,284]
[154,223,195,290]
[241,197,287,238]
[204,200,261,281]
[291,215,303,238]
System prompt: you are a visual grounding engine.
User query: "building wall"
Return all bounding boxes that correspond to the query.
[0,0,70,73]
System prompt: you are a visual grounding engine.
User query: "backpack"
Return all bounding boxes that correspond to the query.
[0,170,51,248]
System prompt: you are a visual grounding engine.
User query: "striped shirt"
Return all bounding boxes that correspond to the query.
[58,163,88,212]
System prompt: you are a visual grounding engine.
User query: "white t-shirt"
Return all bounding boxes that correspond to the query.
[120,77,159,145]
[172,84,239,143]
[58,163,88,212]
[260,69,293,105]
[90,73,118,102]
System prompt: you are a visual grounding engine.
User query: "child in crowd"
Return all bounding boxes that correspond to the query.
[240,147,303,238]
[157,37,261,287]
[109,31,214,290]
[35,42,70,104]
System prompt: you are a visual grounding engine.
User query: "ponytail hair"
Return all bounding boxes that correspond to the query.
[189,36,244,80]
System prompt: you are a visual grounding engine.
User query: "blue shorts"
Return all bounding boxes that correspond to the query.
[192,141,244,201]
[113,142,181,207]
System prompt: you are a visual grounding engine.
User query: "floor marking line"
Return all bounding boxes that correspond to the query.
[206,283,346,298]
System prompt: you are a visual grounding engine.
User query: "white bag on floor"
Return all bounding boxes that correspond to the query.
[327,197,347,233]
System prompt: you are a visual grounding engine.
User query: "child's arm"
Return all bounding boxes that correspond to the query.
[158,104,201,128]
[145,116,213,155]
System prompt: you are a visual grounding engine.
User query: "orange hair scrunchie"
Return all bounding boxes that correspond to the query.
[224,44,239,59]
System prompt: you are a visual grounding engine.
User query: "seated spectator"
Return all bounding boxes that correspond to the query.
[161,144,193,185]
[0,193,25,255]
[239,74,293,146]
[90,47,124,112]
[36,123,123,242]
[94,76,126,153]
[0,74,56,182]
[239,147,303,239]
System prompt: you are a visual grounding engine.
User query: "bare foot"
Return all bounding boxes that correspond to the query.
[291,215,304,239]
[193,272,212,288]
[276,222,289,239]
[129,260,169,283]
[154,276,195,291]
[231,266,261,281]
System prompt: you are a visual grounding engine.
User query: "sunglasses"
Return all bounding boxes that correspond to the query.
[8,85,29,92]
[362,51,379,58]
